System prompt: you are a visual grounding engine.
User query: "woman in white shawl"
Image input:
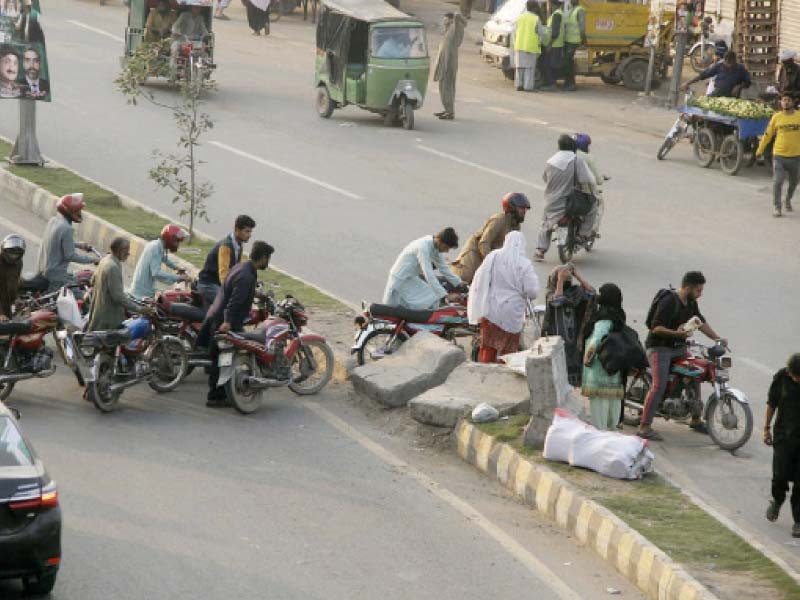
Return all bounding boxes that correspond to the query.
[468,231,540,363]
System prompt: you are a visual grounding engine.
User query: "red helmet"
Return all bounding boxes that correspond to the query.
[501,192,531,213]
[57,193,85,223]
[160,224,188,252]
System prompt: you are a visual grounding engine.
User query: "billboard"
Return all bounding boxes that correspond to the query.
[0,0,50,101]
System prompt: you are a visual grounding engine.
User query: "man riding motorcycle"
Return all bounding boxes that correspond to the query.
[129,224,191,301]
[0,234,25,322]
[170,4,209,75]
[451,192,530,283]
[36,193,99,292]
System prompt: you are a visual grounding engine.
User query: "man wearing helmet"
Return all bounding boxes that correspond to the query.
[451,193,530,283]
[0,234,25,322]
[129,224,191,300]
[36,193,99,292]
[574,133,606,238]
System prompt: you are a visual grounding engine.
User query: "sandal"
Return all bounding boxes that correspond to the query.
[689,421,709,434]
[638,429,663,441]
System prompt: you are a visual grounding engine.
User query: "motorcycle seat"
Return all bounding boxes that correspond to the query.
[237,329,266,343]
[81,329,132,347]
[18,274,48,293]
[0,320,33,335]
[168,303,206,323]
[369,303,435,323]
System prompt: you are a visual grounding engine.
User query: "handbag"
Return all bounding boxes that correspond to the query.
[565,157,595,217]
[597,325,648,376]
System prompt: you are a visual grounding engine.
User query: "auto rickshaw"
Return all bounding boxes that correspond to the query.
[314,0,429,130]
[122,0,215,83]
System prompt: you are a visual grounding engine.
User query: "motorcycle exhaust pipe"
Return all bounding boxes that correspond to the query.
[109,378,147,394]
[188,358,212,368]
[446,327,476,338]
[0,366,56,385]
[242,375,290,390]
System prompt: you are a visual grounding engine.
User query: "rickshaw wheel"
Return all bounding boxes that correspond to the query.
[401,98,414,130]
[316,85,334,119]
[693,127,717,168]
[719,134,744,176]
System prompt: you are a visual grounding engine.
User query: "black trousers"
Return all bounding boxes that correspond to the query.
[563,43,579,86]
[772,441,800,522]
[207,339,224,397]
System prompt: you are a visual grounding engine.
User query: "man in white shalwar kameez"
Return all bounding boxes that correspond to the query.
[383,228,463,310]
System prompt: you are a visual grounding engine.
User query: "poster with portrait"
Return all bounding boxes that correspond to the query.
[0,0,50,101]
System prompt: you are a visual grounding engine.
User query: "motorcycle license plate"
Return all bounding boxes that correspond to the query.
[218,353,233,367]
[556,227,569,245]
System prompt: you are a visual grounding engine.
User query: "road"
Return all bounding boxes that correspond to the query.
[1,0,798,582]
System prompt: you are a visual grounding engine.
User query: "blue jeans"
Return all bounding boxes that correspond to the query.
[197,282,220,308]
[772,155,800,209]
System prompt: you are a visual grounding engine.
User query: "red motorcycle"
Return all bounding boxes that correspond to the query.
[352,300,477,366]
[0,308,60,401]
[623,341,753,451]
[215,295,334,414]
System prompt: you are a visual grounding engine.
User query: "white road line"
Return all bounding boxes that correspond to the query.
[417,145,545,191]
[486,106,515,115]
[304,401,582,600]
[460,98,484,104]
[0,215,42,245]
[517,116,550,126]
[209,141,364,201]
[738,356,775,377]
[67,20,125,43]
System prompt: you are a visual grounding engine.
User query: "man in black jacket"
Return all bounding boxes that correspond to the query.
[197,214,255,306]
[199,240,274,407]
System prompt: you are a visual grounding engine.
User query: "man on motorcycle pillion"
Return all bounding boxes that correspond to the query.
[638,271,727,441]
[451,193,530,283]
[36,193,99,292]
[129,224,191,301]
[0,234,25,322]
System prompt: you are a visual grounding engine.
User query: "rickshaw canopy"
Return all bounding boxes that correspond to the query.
[175,0,213,6]
[320,0,415,23]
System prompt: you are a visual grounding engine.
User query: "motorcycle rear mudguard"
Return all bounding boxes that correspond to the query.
[216,350,236,387]
[286,334,326,360]
[351,321,392,354]
[704,387,749,421]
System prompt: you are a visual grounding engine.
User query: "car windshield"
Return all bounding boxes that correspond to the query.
[0,417,33,467]
[371,27,427,59]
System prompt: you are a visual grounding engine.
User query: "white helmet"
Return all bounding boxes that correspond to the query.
[1,234,25,264]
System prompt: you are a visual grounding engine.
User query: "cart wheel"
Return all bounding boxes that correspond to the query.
[719,134,744,175]
[622,60,648,91]
[401,98,414,130]
[600,73,621,85]
[693,127,717,168]
[316,84,334,119]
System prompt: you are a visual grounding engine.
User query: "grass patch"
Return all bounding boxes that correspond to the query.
[4,163,347,311]
[474,420,800,599]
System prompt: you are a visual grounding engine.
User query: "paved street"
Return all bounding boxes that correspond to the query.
[0,0,799,590]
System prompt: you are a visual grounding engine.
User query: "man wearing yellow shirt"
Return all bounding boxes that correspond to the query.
[757,93,800,217]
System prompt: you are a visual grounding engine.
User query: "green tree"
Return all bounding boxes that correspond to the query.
[115,40,215,240]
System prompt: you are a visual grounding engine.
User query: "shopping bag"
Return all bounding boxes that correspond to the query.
[56,287,84,329]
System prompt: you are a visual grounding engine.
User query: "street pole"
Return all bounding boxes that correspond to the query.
[644,45,656,95]
[11,99,43,166]
[668,31,687,109]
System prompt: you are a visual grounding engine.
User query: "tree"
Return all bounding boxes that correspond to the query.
[115,40,215,240]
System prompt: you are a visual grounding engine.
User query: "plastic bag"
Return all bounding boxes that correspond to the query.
[471,402,499,423]
[56,287,84,329]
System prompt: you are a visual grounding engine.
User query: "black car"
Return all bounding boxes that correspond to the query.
[0,403,61,595]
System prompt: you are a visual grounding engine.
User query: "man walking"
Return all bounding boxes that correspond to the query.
[85,237,144,332]
[197,215,255,306]
[764,353,800,538]
[562,0,586,91]
[757,93,800,217]
[433,13,467,120]
[512,1,545,92]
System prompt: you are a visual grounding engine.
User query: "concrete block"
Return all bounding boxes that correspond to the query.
[409,362,530,428]
[350,331,464,408]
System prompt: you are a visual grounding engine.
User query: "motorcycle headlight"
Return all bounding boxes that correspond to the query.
[720,356,732,368]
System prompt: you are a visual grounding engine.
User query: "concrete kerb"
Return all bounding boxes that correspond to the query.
[454,419,721,600]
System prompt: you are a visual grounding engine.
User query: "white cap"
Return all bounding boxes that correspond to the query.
[780,49,797,62]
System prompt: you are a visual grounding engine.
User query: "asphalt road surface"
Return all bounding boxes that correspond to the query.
[1,0,798,585]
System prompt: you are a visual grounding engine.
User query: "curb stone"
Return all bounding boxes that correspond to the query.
[454,419,721,600]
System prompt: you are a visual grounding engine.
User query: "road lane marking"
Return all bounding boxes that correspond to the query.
[417,145,545,191]
[460,97,484,104]
[304,401,582,600]
[67,20,124,43]
[486,106,515,114]
[738,356,774,377]
[517,116,550,126]
[209,141,364,200]
[0,215,42,245]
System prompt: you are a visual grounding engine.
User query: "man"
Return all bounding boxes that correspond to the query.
[451,192,530,283]
[36,193,99,292]
[129,224,191,300]
[200,241,274,407]
[213,0,231,21]
[20,46,47,99]
[512,1,545,93]
[777,50,800,101]
[562,0,586,92]
[145,0,176,44]
[764,353,800,538]
[459,0,471,20]
[638,271,727,441]
[197,214,256,306]
[171,5,208,72]
[85,237,143,332]
[756,93,800,217]
[682,51,751,98]
[0,234,25,322]
[533,135,595,261]
[383,228,463,310]
[433,13,466,121]
[0,45,22,98]
[540,0,565,91]
[574,132,605,237]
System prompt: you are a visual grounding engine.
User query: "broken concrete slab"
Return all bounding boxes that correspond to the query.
[350,331,465,408]
[409,362,530,428]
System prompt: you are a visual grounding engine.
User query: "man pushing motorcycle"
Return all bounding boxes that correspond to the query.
[638,271,727,441]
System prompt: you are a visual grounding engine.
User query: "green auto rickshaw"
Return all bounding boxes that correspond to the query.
[314,0,429,130]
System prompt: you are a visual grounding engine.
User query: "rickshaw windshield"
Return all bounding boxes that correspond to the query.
[371,27,427,59]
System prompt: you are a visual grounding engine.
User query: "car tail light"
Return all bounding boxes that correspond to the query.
[8,481,58,512]
[46,557,61,566]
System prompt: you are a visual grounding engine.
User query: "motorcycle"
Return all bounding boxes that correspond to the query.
[0,308,59,401]
[72,304,188,413]
[352,297,477,366]
[553,213,595,264]
[216,295,334,414]
[623,340,753,451]
[175,38,215,83]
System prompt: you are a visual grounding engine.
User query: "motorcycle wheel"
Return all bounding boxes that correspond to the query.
[356,329,409,366]
[289,340,334,396]
[148,339,188,393]
[690,44,715,73]
[657,136,676,161]
[88,353,120,413]
[622,371,651,427]
[0,381,14,401]
[706,392,753,451]
[226,353,264,414]
[53,329,85,387]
